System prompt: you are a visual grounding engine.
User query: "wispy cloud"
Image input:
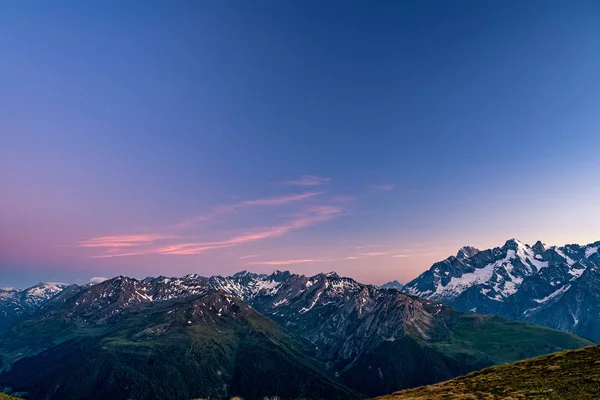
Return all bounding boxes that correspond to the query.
[158,204,346,255]
[79,234,176,249]
[247,259,326,265]
[82,203,347,258]
[89,250,156,259]
[342,251,388,261]
[239,254,260,260]
[391,254,409,258]
[372,183,396,191]
[249,248,387,265]
[172,191,324,230]
[357,251,387,257]
[355,244,389,249]
[281,175,332,186]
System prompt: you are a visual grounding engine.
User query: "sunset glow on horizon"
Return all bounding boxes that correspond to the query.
[2,1,600,288]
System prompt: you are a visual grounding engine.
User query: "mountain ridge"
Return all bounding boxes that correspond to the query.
[0,268,592,398]
[405,238,600,341]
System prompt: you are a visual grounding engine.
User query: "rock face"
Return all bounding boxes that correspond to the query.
[405,239,600,341]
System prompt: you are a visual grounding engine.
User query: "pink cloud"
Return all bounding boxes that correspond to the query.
[172,191,324,230]
[247,259,325,265]
[239,254,260,259]
[89,250,155,259]
[83,202,347,258]
[357,252,387,257]
[79,234,176,249]
[372,183,397,191]
[158,204,346,255]
[355,244,388,249]
[392,254,409,258]
[281,175,332,186]
[238,192,325,206]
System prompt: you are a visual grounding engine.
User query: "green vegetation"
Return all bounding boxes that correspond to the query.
[0,394,21,400]
[376,345,600,400]
[430,311,592,364]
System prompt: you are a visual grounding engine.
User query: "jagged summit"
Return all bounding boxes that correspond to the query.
[456,246,480,259]
[503,238,527,250]
[380,280,405,291]
[532,240,547,253]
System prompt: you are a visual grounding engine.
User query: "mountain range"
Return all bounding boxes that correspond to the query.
[405,238,600,342]
[0,268,592,399]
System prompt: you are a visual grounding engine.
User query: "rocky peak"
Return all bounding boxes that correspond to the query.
[503,238,527,251]
[532,241,547,253]
[380,280,405,291]
[456,246,480,259]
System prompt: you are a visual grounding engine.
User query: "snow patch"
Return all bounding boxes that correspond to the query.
[585,247,598,258]
[554,248,575,265]
[533,285,571,304]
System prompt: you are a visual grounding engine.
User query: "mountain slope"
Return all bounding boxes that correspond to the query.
[376,345,600,399]
[242,272,591,396]
[0,279,359,400]
[405,239,600,341]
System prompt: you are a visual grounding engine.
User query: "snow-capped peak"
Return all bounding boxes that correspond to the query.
[405,238,598,313]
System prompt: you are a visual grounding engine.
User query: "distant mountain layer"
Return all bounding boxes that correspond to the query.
[405,239,600,342]
[376,345,600,400]
[0,271,592,399]
[0,283,78,328]
[380,280,405,291]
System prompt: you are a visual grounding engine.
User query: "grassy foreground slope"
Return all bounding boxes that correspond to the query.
[0,394,21,400]
[376,345,600,400]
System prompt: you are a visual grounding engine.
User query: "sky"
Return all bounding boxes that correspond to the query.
[1,1,600,288]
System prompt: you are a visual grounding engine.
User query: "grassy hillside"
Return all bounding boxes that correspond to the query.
[0,394,21,400]
[430,311,592,363]
[376,345,600,400]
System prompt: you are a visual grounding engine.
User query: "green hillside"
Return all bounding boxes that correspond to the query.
[376,345,600,400]
[0,394,21,400]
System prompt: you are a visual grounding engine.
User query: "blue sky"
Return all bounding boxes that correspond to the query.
[1,1,600,288]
